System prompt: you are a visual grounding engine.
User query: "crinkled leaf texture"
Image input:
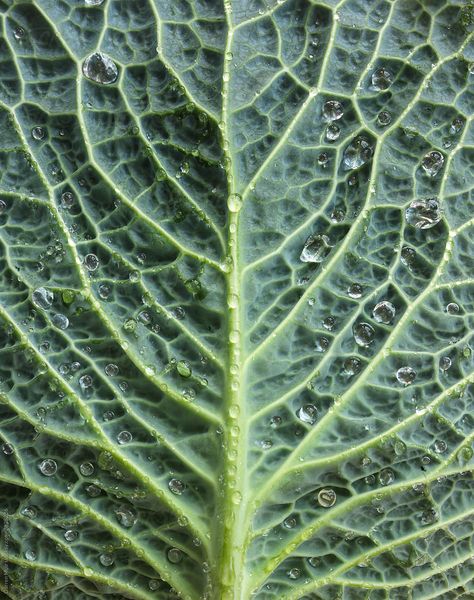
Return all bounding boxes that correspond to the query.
[0,1,473,599]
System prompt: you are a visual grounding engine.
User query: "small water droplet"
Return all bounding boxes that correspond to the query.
[300,234,332,263]
[86,484,101,497]
[348,283,363,299]
[227,193,242,212]
[325,123,340,141]
[24,549,37,562]
[322,100,343,121]
[434,440,447,454]
[405,198,441,229]
[32,287,54,310]
[52,313,69,330]
[270,415,282,428]
[169,478,185,495]
[372,300,396,324]
[99,553,114,567]
[115,504,137,528]
[439,356,452,371]
[98,283,111,300]
[79,374,93,390]
[450,117,464,135]
[283,516,296,529]
[317,488,336,507]
[343,137,373,170]
[445,302,459,315]
[167,547,183,564]
[31,126,45,140]
[344,356,361,375]
[377,111,392,127]
[2,443,14,455]
[79,462,94,477]
[353,322,375,346]
[38,458,57,477]
[421,151,444,177]
[420,508,438,525]
[296,404,318,425]
[104,363,119,377]
[13,26,25,41]
[371,67,393,90]
[82,52,118,85]
[84,253,99,271]
[85,0,105,5]
[287,568,301,580]
[378,468,394,486]
[117,431,132,445]
[176,360,192,378]
[396,366,416,386]
[64,529,78,542]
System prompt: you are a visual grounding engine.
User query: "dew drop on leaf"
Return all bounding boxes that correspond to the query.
[61,191,74,209]
[405,198,441,229]
[439,356,452,371]
[283,516,296,529]
[343,356,361,375]
[2,443,13,455]
[86,484,101,497]
[79,375,93,390]
[167,547,183,564]
[104,363,119,377]
[352,322,375,346]
[79,462,94,476]
[31,126,45,140]
[348,283,363,299]
[117,430,132,445]
[434,440,447,454]
[21,506,37,519]
[82,52,118,85]
[99,553,114,566]
[371,67,393,90]
[227,193,242,212]
[52,313,69,330]
[421,150,444,177]
[64,529,78,542]
[377,111,392,126]
[296,404,318,425]
[176,360,192,378]
[322,100,343,121]
[378,468,394,486]
[98,283,111,299]
[270,415,282,428]
[372,300,396,324]
[115,504,137,528]
[396,366,416,386]
[445,302,460,314]
[24,549,37,562]
[342,137,373,170]
[84,253,99,271]
[32,287,54,310]
[85,0,105,4]
[38,458,57,477]
[169,478,185,495]
[300,234,332,263]
[287,568,301,579]
[13,26,25,41]
[421,508,438,525]
[325,123,340,141]
[317,488,337,507]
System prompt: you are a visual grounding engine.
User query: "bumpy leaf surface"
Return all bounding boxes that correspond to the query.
[0,1,473,599]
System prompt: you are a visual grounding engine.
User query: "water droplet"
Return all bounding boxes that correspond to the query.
[84,253,99,271]
[60,191,74,209]
[317,488,336,507]
[446,302,460,315]
[167,547,182,564]
[372,300,396,324]
[25,549,37,562]
[371,67,393,90]
[296,404,318,425]
[405,198,441,229]
[169,478,185,495]
[32,287,54,310]
[283,516,296,529]
[82,52,118,85]
[115,504,137,528]
[308,556,320,568]
[377,111,392,127]
[396,366,416,386]
[322,100,343,121]
[421,508,438,525]
[318,152,328,165]
[148,579,160,591]
[421,151,444,177]
[287,568,301,579]
[394,440,406,456]
[52,313,69,330]
[38,458,57,477]
[13,26,25,41]
[227,193,242,212]
[344,356,361,375]
[270,415,282,428]
[353,322,375,346]
[105,363,119,377]
[176,360,192,378]
[64,529,78,542]
[99,553,114,566]
[450,117,464,135]
[117,431,132,445]
[2,443,14,455]
[348,283,363,299]
[434,440,447,454]
[31,126,45,140]
[85,0,105,5]
[123,318,137,332]
[79,462,94,476]
[378,468,394,486]
[343,137,373,170]
[325,123,340,141]
[439,356,452,371]
[79,375,93,390]
[98,283,111,300]
[21,506,37,519]
[300,234,332,263]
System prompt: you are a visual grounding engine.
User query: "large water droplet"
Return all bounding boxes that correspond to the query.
[396,366,416,386]
[287,568,301,579]
[32,287,54,310]
[317,488,336,507]
[115,504,137,528]
[169,478,185,495]
[348,283,363,299]
[439,356,452,371]
[353,322,375,346]
[421,151,444,177]
[227,193,242,212]
[378,468,394,486]
[38,458,57,477]
[322,100,343,121]
[25,549,37,562]
[445,302,460,315]
[371,67,393,90]
[167,548,182,564]
[31,126,45,140]
[434,440,447,454]
[117,430,132,445]
[372,300,396,324]
[82,52,118,85]
[64,529,78,542]
[342,137,373,170]
[405,198,441,229]
[300,234,332,263]
[52,313,69,330]
[325,123,340,141]
[79,462,94,477]
[99,553,114,566]
[296,404,318,425]
[377,111,392,127]
[84,253,99,271]
[343,356,361,375]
